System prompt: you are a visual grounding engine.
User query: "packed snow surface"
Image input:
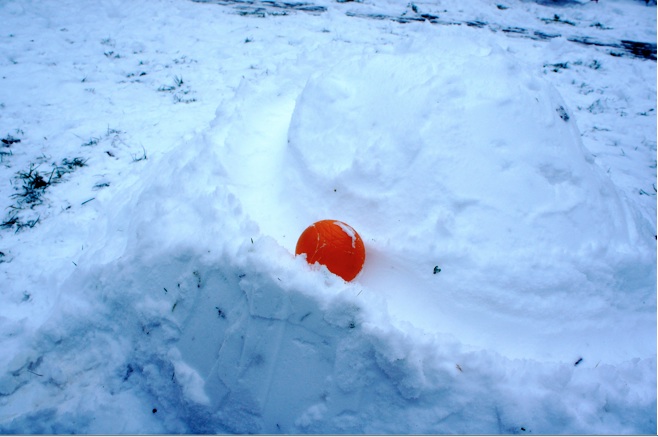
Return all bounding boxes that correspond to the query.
[0,0,655,434]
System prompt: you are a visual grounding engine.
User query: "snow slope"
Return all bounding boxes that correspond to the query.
[0,0,655,434]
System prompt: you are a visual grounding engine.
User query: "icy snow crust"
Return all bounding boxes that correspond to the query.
[0,0,655,434]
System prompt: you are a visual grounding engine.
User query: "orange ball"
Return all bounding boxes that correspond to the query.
[295,220,366,281]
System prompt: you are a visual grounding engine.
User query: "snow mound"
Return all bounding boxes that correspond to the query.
[288,42,639,282]
[284,41,655,342]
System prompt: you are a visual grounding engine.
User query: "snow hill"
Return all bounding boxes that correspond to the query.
[0,0,655,434]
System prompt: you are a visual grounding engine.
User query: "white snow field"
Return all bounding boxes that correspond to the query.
[0,0,655,434]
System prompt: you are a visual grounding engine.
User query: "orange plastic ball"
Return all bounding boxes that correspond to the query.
[295,220,366,281]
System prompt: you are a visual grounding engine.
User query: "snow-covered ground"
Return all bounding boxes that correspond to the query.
[0,0,655,433]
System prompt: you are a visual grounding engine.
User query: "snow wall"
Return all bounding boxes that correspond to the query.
[1,37,654,434]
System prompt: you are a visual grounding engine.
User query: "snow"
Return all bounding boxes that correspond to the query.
[0,0,655,434]
[332,221,357,248]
